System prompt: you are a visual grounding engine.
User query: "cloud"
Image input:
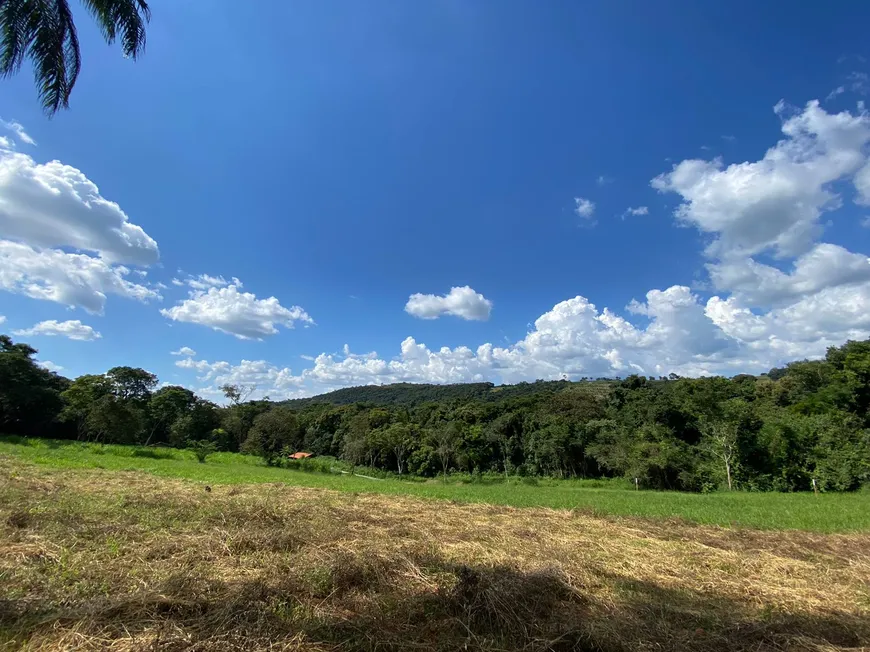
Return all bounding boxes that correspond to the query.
[171,278,185,287]
[38,361,64,373]
[826,86,846,102]
[595,175,613,186]
[848,71,870,96]
[862,216,870,228]
[185,274,231,290]
[13,319,102,341]
[172,98,870,400]
[708,244,870,306]
[178,273,870,400]
[161,279,313,340]
[175,356,305,401]
[171,346,197,356]
[0,241,161,313]
[573,197,595,220]
[721,135,736,142]
[652,100,870,259]
[0,315,5,325]
[1,119,36,146]
[623,206,649,218]
[0,148,158,265]
[0,136,161,316]
[405,286,492,321]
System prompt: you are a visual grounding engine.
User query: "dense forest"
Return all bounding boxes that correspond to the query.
[2,333,869,492]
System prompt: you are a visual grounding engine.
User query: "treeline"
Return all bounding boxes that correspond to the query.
[2,333,869,492]
[282,379,614,408]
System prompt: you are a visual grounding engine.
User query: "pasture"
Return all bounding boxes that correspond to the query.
[1,437,869,533]
[2,451,870,650]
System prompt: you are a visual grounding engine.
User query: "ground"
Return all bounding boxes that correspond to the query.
[3,437,869,532]
[2,456,869,651]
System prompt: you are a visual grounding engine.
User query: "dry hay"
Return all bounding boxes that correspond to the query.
[1,460,869,651]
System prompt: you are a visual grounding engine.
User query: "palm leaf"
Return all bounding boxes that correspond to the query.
[80,0,149,59]
[0,0,149,114]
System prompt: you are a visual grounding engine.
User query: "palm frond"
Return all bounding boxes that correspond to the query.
[80,0,149,59]
[0,0,31,76]
[0,0,149,114]
[0,0,79,113]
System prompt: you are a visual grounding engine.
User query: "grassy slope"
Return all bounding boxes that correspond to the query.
[2,437,869,532]
[2,461,869,651]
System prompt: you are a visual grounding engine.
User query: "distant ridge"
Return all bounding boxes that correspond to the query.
[281,379,617,408]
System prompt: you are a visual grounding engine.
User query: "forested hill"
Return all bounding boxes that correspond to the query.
[282,379,617,408]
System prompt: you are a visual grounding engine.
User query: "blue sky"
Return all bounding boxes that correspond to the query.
[3,0,870,400]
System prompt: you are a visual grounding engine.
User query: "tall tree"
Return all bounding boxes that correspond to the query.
[0,335,67,435]
[0,0,150,114]
[106,366,156,402]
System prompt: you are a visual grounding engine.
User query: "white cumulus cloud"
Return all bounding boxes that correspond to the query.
[175,355,305,401]
[0,129,160,316]
[161,279,313,340]
[0,149,158,265]
[708,244,870,306]
[0,241,160,314]
[652,100,870,259]
[405,286,492,321]
[171,346,197,356]
[13,319,102,341]
[38,361,64,373]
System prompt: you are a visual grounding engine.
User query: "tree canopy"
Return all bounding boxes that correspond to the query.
[3,331,869,492]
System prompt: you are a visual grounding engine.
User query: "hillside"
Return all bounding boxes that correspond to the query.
[282,378,617,408]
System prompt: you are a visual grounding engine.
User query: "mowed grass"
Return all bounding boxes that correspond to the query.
[2,436,870,532]
[1,459,869,651]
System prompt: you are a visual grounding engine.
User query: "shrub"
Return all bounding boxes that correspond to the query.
[189,440,217,463]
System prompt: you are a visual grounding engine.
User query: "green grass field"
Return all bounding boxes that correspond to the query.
[2,436,868,532]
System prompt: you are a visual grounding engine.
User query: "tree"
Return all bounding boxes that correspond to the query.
[107,366,157,402]
[85,393,142,443]
[432,422,460,480]
[381,423,413,474]
[702,419,738,490]
[168,399,221,449]
[60,374,113,439]
[221,383,255,406]
[243,407,302,465]
[0,0,150,114]
[0,335,67,435]
[146,385,196,445]
[485,411,526,476]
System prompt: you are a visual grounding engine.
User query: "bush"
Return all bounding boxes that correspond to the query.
[189,440,217,463]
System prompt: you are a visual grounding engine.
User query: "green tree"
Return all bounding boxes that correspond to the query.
[380,422,414,474]
[243,407,302,465]
[432,422,460,479]
[106,366,157,402]
[60,373,113,439]
[0,335,67,435]
[85,393,142,443]
[168,399,221,449]
[0,0,150,114]
[146,385,196,445]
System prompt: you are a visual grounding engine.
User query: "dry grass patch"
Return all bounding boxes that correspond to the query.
[1,460,869,651]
